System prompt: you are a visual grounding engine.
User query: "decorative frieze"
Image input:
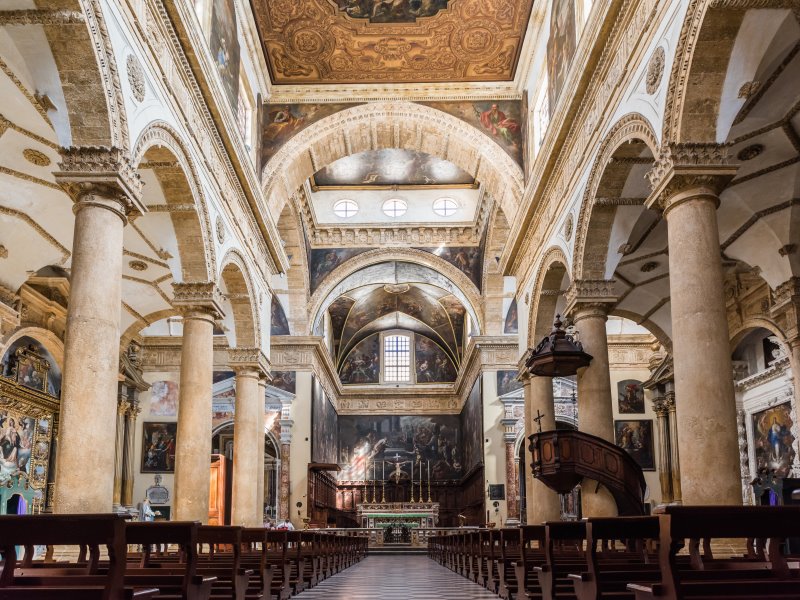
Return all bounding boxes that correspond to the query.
[564,279,617,318]
[227,347,270,377]
[171,282,225,318]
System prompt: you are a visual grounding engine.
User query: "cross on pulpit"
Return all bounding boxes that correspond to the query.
[533,410,546,433]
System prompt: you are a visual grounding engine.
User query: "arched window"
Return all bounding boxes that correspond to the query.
[433,197,459,217]
[383,333,411,382]
[333,199,358,218]
[382,198,408,218]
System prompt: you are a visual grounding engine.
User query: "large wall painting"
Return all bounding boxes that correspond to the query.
[271,371,296,394]
[261,103,360,168]
[339,334,380,385]
[212,371,236,429]
[420,246,483,289]
[752,403,795,478]
[614,420,655,471]
[334,0,450,23]
[141,422,177,473]
[312,149,474,188]
[312,378,338,464]
[504,298,518,334]
[209,0,241,111]
[149,380,179,417]
[271,297,290,335]
[338,414,463,481]
[309,248,370,293]
[1,337,61,397]
[460,379,483,473]
[546,0,577,116]
[415,336,457,383]
[617,380,645,414]
[497,370,522,397]
[422,101,524,167]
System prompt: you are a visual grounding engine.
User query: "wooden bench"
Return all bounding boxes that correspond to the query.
[0,513,158,600]
[513,525,548,600]
[535,521,586,600]
[239,528,275,600]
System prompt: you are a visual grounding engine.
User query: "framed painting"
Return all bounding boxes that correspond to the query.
[141,422,177,473]
[617,379,644,414]
[752,402,795,478]
[614,420,655,471]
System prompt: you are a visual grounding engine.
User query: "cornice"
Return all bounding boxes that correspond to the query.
[266,82,522,104]
[735,356,791,392]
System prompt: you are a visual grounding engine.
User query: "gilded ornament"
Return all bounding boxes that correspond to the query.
[23,148,51,166]
[129,260,148,271]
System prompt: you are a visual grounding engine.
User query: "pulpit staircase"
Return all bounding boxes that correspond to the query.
[528,429,647,516]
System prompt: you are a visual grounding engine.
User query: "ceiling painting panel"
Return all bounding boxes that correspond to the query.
[251,0,535,85]
[309,247,371,293]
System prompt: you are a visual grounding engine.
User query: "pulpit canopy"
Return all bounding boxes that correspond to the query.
[525,315,593,377]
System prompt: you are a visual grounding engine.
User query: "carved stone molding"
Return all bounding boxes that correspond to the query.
[22,149,51,167]
[171,282,225,318]
[227,347,270,377]
[564,279,617,318]
[0,9,85,25]
[126,55,146,103]
[645,46,665,95]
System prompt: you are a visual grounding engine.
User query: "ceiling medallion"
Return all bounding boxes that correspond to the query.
[384,283,410,294]
[645,46,665,95]
[129,260,148,271]
[126,55,146,103]
[22,149,51,167]
[640,261,659,273]
[737,144,764,161]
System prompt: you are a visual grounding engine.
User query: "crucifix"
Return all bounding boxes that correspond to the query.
[533,410,546,433]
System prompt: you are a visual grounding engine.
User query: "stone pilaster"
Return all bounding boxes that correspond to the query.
[664,385,681,503]
[652,395,672,503]
[172,282,224,523]
[647,144,740,505]
[257,377,269,522]
[565,280,618,517]
[112,396,130,510]
[52,147,144,514]
[121,403,141,508]
[501,417,519,521]
[279,394,294,520]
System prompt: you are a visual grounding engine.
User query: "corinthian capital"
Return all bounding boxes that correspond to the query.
[564,279,617,319]
[54,146,145,220]
[646,143,738,214]
[172,282,225,319]
[228,347,271,378]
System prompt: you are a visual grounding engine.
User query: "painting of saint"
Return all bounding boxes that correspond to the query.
[1,337,61,397]
[339,335,380,384]
[141,422,177,473]
[149,380,179,417]
[309,248,369,292]
[312,379,338,464]
[335,0,450,23]
[497,370,522,396]
[209,0,241,111]
[752,403,795,478]
[414,336,457,383]
[271,297,290,335]
[614,420,655,470]
[460,380,483,472]
[0,414,32,480]
[504,299,518,334]
[546,0,577,116]
[271,371,296,394]
[617,380,645,414]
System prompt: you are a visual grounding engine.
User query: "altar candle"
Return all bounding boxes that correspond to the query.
[427,460,430,480]
[382,461,385,479]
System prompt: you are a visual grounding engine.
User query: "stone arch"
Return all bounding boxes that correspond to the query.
[261,101,524,223]
[610,309,672,351]
[132,121,216,282]
[275,202,310,334]
[572,113,659,281]
[219,249,260,349]
[729,317,787,352]
[119,308,180,350]
[308,248,484,336]
[0,326,65,371]
[527,246,571,349]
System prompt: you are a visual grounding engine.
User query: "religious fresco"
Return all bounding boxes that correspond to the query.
[339,334,380,384]
[337,414,463,481]
[546,0,577,116]
[211,371,236,428]
[422,100,524,166]
[148,380,179,417]
[312,149,474,188]
[141,422,177,473]
[312,378,339,464]
[614,420,655,471]
[617,380,645,414]
[460,379,483,472]
[415,336,457,383]
[752,403,795,478]
[420,246,483,289]
[261,103,360,168]
[271,296,291,335]
[497,370,522,396]
[504,298,518,334]
[438,294,466,351]
[334,0,450,23]
[209,0,241,111]
[271,371,297,394]
[309,248,370,293]
[1,336,61,397]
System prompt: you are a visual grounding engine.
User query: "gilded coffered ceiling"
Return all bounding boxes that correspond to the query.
[250,0,535,84]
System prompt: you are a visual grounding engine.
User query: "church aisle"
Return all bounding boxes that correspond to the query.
[294,554,500,599]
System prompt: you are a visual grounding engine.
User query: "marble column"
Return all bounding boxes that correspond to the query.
[53,148,144,513]
[665,386,682,503]
[112,397,129,510]
[230,349,269,527]
[652,395,672,503]
[279,441,291,520]
[648,152,739,505]
[523,374,562,523]
[173,283,223,523]
[503,433,518,520]
[121,403,140,508]
[567,289,617,517]
[256,377,268,523]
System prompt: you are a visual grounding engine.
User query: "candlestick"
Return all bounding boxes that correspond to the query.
[382,460,385,480]
[411,461,414,502]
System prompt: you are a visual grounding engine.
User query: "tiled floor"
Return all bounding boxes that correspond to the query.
[295,555,499,599]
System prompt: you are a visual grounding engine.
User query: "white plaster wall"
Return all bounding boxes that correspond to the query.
[482,371,508,525]
[289,372,313,528]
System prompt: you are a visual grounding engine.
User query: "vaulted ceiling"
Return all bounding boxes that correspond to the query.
[250,0,535,85]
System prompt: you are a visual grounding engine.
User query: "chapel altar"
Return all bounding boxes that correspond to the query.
[356,501,439,529]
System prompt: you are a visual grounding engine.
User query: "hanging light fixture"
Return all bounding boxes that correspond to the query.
[525,314,593,377]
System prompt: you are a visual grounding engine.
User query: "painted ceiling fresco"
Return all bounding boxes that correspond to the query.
[250,0,535,84]
[271,296,291,335]
[312,149,476,188]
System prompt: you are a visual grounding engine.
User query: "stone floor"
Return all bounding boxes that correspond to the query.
[295,554,499,599]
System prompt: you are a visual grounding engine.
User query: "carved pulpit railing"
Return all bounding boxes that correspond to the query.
[529,430,647,516]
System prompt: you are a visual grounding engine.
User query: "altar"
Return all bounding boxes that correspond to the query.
[356,502,439,529]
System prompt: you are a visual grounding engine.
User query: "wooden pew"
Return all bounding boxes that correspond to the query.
[499,527,523,600]
[263,531,292,600]
[513,525,547,600]
[239,528,275,600]
[486,529,503,594]
[0,513,158,600]
[196,526,253,600]
[535,521,586,600]
[628,506,800,600]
